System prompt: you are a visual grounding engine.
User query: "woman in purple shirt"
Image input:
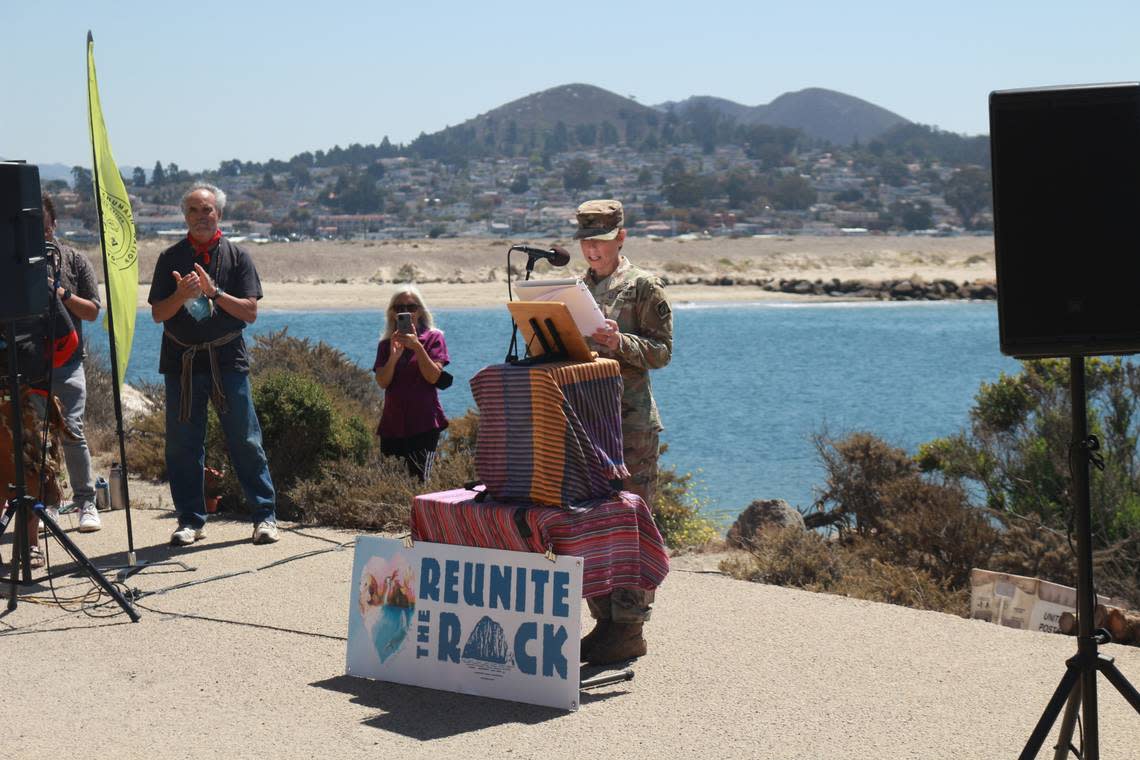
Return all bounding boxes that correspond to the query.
[373,287,450,480]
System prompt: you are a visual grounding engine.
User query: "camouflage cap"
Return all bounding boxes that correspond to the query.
[573,199,624,240]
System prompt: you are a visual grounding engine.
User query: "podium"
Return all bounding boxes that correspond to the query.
[470,358,628,509]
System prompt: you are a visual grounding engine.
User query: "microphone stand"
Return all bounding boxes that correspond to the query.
[504,248,540,363]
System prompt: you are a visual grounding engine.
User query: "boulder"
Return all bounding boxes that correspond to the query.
[972,282,998,299]
[726,499,806,549]
[891,279,915,295]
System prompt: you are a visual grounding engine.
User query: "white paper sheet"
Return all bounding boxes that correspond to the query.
[514,278,608,337]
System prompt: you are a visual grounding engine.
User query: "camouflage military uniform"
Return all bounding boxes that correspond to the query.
[586,255,673,622]
[586,256,672,503]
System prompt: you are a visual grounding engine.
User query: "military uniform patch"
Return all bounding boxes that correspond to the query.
[656,301,671,320]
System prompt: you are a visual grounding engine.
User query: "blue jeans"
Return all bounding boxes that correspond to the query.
[52,359,95,506]
[165,371,276,529]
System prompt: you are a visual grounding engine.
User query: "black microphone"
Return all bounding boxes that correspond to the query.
[510,244,571,267]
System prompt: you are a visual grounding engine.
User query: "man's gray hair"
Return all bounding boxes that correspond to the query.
[181,182,227,215]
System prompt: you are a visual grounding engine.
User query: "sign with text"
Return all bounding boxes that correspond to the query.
[969,568,1115,634]
[346,536,583,710]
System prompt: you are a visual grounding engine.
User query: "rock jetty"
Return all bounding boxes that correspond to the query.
[659,275,998,300]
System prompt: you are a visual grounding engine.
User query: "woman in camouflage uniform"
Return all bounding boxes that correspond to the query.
[575,199,673,665]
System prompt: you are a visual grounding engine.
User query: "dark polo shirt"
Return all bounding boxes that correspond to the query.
[147,237,263,375]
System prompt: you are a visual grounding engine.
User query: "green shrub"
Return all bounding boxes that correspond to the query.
[208,370,372,518]
[721,431,1009,615]
[653,445,718,549]
[920,358,1140,605]
[288,411,479,527]
[812,431,916,536]
[921,358,1140,539]
[248,328,381,421]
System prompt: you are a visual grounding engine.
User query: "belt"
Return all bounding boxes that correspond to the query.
[164,330,243,422]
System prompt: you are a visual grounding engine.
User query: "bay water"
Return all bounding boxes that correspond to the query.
[104,301,1020,526]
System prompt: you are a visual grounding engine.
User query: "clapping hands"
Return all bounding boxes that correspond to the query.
[171,263,216,301]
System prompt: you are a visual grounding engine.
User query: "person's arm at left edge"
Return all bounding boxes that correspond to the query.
[195,260,258,323]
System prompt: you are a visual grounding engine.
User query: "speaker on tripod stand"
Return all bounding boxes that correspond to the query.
[0,161,137,620]
[989,83,1140,760]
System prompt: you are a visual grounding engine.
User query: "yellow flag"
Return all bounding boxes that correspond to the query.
[87,31,138,389]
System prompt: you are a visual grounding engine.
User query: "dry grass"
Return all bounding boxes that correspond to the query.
[719,528,969,615]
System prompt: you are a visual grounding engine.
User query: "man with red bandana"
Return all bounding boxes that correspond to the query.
[148,183,279,546]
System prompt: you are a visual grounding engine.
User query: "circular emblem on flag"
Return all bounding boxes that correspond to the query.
[99,185,137,271]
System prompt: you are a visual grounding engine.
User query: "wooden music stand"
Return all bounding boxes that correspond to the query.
[507,301,595,363]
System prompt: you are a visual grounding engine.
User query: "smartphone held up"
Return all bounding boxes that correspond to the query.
[396,311,415,335]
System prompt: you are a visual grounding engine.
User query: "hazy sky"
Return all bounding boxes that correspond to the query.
[6,0,1139,171]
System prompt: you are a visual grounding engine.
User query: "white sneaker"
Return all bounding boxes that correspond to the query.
[78,503,102,533]
[170,525,206,546]
[252,521,280,544]
[41,506,60,525]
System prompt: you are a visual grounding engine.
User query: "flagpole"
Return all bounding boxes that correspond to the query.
[87,30,138,562]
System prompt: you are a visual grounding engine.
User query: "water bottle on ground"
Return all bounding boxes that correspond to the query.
[95,476,109,510]
[109,463,125,510]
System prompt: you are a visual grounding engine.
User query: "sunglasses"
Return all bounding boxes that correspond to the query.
[393,303,421,311]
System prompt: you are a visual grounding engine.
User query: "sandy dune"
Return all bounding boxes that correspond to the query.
[127,235,996,310]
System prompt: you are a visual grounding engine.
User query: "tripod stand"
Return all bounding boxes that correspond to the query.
[1,321,138,621]
[1019,356,1140,759]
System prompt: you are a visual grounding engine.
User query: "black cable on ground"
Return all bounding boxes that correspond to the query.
[7,527,355,622]
[132,600,347,641]
[135,534,355,600]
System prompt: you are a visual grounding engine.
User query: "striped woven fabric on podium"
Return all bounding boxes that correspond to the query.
[411,487,669,599]
[470,359,629,508]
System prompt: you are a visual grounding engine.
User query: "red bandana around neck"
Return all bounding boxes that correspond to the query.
[188,229,222,264]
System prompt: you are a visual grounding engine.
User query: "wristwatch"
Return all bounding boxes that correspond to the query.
[209,287,224,301]
[61,288,73,302]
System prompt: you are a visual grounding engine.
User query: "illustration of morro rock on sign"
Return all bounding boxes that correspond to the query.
[346,536,583,711]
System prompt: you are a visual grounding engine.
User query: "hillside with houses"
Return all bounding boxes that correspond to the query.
[43,84,991,245]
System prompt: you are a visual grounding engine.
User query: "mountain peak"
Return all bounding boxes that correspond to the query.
[656,88,909,144]
[461,83,659,132]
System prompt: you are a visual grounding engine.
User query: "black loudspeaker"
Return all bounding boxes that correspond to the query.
[989,83,1140,358]
[0,162,49,322]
